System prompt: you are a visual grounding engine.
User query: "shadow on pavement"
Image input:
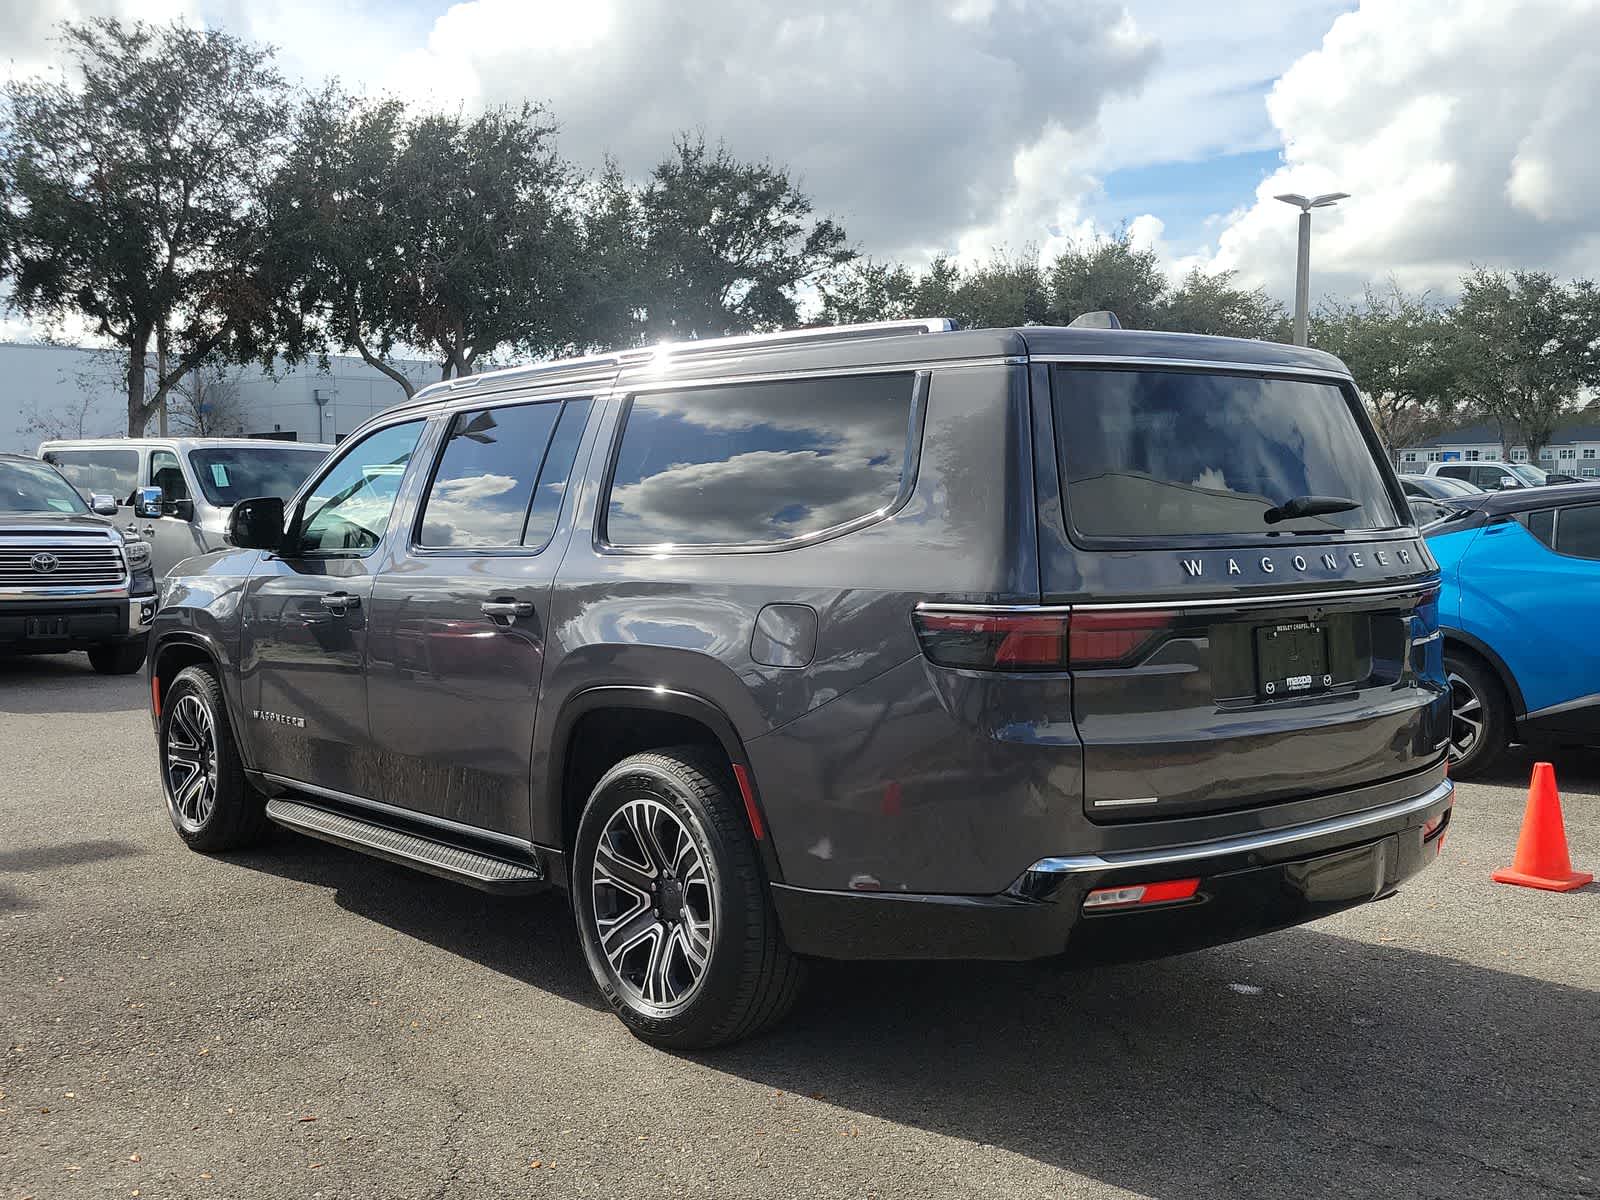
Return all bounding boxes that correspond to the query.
[0,652,147,715]
[0,838,146,874]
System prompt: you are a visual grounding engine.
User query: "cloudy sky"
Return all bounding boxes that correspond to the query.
[5,0,1600,315]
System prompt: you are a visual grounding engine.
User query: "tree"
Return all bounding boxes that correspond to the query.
[817,258,921,325]
[272,94,586,394]
[1447,268,1600,461]
[166,358,246,436]
[1310,282,1455,456]
[1046,230,1167,328]
[1162,267,1287,340]
[949,249,1050,329]
[633,134,854,340]
[1,19,294,435]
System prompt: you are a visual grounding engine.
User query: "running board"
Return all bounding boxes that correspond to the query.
[264,797,545,894]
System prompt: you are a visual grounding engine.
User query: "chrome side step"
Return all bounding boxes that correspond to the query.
[264,798,545,894]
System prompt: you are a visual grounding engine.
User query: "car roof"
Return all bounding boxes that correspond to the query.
[1446,481,1600,516]
[38,438,334,451]
[391,320,1353,417]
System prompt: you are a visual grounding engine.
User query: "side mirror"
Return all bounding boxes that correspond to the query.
[166,497,196,523]
[134,486,164,518]
[227,496,286,552]
[89,493,118,517]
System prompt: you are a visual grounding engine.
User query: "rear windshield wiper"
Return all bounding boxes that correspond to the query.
[1263,494,1362,525]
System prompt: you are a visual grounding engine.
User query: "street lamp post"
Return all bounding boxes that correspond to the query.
[1274,191,1348,347]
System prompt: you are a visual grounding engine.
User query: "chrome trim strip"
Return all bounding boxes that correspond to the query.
[1524,692,1600,721]
[260,773,535,854]
[1023,779,1453,876]
[1074,581,1436,611]
[1032,353,1354,381]
[618,318,954,363]
[619,355,1023,393]
[0,582,130,599]
[915,602,1073,614]
[1091,797,1160,808]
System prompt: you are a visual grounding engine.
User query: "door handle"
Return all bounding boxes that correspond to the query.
[480,599,535,619]
[320,592,361,613]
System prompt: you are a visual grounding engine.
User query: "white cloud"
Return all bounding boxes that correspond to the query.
[0,0,195,80]
[1199,0,1600,301]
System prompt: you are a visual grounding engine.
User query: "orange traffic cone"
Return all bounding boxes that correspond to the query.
[1492,762,1593,892]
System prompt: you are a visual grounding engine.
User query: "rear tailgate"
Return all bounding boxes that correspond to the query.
[1037,360,1447,822]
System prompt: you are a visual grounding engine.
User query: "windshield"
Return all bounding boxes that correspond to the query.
[1053,367,1401,539]
[1427,475,1481,497]
[1508,463,1548,485]
[187,446,329,506]
[0,459,89,515]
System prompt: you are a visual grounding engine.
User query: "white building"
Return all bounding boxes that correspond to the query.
[1395,420,1600,478]
[0,341,437,454]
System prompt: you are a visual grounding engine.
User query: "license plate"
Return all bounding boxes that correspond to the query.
[25,616,69,638]
[1255,621,1330,698]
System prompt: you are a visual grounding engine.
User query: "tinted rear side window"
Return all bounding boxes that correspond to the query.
[1516,508,1556,547]
[44,449,140,502]
[1555,504,1600,560]
[1053,367,1400,540]
[605,373,915,547]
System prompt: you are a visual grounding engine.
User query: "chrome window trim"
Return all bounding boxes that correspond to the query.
[618,355,1023,395]
[1073,580,1438,611]
[596,370,934,557]
[1023,778,1452,876]
[1031,353,1354,381]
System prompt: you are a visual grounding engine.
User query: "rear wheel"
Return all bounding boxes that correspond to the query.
[159,664,269,851]
[1444,649,1509,778]
[571,748,802,1050]
[88,639,146,675]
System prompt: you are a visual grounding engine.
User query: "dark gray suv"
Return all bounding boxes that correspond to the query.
[146,319,1454,1048]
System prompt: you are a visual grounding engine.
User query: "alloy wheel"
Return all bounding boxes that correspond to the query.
[590,797,715,1013]
[1447,670,1483,763]
[165,694,219,832]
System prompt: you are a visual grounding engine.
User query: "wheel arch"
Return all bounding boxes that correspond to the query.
[1442,629,1526,718]
[544,686,782,885]
[150,632,256,768]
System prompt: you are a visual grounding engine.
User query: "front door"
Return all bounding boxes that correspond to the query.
[240,418,428,796]
[364,394,595,839]
[146,449,206,578]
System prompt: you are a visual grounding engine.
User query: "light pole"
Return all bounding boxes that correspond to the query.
[1274,191,1348,347]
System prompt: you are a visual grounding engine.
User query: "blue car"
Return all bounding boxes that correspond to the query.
[1426,482,1600,775]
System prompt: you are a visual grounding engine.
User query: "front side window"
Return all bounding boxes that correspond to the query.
[43,448,139,502]
[1554,504,1600,560]
[605,374,915,547]
[149,450,190,504]
[0,458,89,515]
[297,421,425,555]
[418,398,589,550]
[1053,367,1400,540]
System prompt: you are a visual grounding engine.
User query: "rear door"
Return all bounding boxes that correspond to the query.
[363,392,596,839]
[1036,362,1446,822]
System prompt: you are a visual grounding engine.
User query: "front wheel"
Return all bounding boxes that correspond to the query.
[87,639,146,675]
[571,748,802,1050]
[159,664,269,851]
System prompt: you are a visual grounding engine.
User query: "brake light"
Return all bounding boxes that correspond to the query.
[912,606,1175,671]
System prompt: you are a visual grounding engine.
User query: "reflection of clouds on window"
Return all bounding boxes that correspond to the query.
[1191,467,1229,492]
[420,472,523,547]
[606,374,914,546]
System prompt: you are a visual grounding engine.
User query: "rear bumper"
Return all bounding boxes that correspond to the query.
[771,776,1453,961]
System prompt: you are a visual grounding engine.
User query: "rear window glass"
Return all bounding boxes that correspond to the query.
[1555,504,1600,560]
[1053,367,1400,540]
[605,373,915,547]
[1516,508,1556,547]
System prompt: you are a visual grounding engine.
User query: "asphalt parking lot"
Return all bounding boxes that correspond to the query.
[3,653,1598,1200]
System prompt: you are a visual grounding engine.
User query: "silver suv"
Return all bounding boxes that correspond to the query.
[40,438,332,579]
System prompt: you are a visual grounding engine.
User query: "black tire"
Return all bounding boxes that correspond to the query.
[571,747,803,1050]
[1444,648,1510,778]
[87,639,146,675]
[158,664,269,852]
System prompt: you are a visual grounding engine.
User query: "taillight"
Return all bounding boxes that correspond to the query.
[1083,877,1201,910]
[912,606,1176,671]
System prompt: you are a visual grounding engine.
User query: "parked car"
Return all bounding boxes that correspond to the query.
[1425,481,1600,775]
[40,438,333,580]
[1401,474,1481,525]
[146,319,1452,1049]
[1424,461,1561,491]
[0,452,156,673]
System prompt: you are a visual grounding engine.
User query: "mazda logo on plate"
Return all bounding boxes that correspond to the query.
[30,552,58,574]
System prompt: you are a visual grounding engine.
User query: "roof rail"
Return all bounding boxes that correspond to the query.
[618,318,956,364]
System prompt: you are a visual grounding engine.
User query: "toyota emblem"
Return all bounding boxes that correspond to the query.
[30,552,58,574]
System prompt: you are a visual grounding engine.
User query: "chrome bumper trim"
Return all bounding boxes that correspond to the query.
[127,595,157,635]
[1023,779,1453,876]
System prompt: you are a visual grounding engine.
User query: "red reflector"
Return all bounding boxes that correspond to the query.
[1067,610,1176,668]
[731,763,764,841]
[150,674,161,718]
[1083,877,1200,910]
